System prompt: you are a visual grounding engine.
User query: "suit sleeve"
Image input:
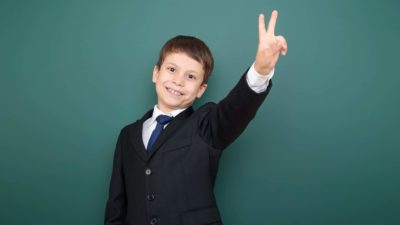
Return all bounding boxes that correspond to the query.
[104,130,127,225]
[198,67,272,150]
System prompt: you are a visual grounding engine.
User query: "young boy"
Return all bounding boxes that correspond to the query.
[105,10,287,225]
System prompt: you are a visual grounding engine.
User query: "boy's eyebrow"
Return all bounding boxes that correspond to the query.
[166,62,178,67]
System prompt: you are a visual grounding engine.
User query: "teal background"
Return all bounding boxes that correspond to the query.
[1,0,399,224]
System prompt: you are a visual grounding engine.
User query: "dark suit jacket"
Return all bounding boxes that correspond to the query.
[105,70,272,225]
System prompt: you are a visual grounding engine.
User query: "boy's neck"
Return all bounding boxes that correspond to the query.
[154,105,187,117]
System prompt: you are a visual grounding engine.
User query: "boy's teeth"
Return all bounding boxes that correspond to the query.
[167,88,182,96]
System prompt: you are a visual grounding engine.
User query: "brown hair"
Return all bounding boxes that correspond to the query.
[156,35,214,84]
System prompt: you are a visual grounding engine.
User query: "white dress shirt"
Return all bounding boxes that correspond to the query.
[142,63,274,148]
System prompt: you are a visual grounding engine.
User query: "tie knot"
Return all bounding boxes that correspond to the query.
[156,115,173,125]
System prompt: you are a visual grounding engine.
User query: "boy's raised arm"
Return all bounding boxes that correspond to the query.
[198,10,288,150]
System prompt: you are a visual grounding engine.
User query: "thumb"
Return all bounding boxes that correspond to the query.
[276,35,288,55]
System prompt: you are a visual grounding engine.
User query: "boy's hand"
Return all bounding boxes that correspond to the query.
[254,10,288,75]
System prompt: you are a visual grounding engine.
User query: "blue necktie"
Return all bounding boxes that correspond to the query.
[147,115,173,152]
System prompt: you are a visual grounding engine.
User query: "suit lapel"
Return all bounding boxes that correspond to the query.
[147,107,194,160]
[130,109,153,162]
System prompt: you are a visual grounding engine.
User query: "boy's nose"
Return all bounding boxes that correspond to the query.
[172,75,184,86]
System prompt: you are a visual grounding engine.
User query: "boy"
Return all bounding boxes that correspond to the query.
[105,10,287,225]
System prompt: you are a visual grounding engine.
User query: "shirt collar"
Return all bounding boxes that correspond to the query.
[149,105,187,125]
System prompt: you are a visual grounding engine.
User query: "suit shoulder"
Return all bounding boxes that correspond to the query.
[196,102,217,112]
[191,102,217,119]
[191,102,218,127]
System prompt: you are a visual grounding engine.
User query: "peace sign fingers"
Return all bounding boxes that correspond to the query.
[258,10,278,43]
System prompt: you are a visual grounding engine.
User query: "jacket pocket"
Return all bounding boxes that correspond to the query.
[180,206,221,225]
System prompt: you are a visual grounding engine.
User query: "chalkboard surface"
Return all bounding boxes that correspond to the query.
[1,0,399,224]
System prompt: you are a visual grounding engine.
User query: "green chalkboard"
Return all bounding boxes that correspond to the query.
[1,0,399,224]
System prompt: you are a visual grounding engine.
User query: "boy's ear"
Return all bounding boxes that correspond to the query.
[152,65,160,83]
[196,83,208,98]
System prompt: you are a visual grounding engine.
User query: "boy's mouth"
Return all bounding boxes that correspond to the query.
[166,87,183,96]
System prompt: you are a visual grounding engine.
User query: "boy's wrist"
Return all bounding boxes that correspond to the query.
[246,63,274,93]
[254,62,274,75]
[249,63,274,81]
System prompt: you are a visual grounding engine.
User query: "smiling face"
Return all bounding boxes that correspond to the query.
[152,52,207,113]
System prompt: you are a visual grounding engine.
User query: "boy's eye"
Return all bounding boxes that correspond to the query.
[167,67,175,72]
[187,74,196,80]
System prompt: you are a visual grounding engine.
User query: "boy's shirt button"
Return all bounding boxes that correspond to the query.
[145,168,152,175]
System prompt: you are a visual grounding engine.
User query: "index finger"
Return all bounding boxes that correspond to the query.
[267,10,278,35]
[258,13,267,34]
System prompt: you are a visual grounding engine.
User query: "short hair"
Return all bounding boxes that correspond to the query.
[156,35,214,84]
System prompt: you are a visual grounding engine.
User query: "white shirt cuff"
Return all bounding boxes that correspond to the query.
[246,63,274,93]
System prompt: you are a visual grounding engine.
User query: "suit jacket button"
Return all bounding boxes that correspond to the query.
[147,193,155,201]
[150,217,158,225]
[145,168,152,175]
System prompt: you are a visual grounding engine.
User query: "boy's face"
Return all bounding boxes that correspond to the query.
[152,52,207,113]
